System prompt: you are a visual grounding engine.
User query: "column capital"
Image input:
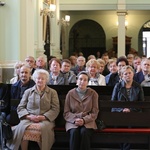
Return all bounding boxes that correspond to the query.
[117,11,127,16]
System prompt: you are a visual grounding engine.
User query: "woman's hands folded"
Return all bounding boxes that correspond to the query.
[26,114,46,122]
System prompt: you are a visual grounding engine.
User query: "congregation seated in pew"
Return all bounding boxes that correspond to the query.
[6,69,60,150]
[6,65,35,125]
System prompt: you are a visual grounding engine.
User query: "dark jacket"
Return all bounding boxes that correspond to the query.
[7,80,35,125]
[0,83,10,114]
[107,72,120,86]
[71,65,85,75]
[11,79,35,99]
[134,71,145,84]
[48,72,69,85]
[111,80,144,112]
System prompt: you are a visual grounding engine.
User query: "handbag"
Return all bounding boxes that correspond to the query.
[96,119,106,130]
[2,121,13,140]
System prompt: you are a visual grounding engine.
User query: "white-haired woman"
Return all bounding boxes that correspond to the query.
[86,59,106,86]
[7,69,60,150]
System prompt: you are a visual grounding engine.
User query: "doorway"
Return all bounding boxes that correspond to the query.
[69,19,106,59]
[139,20,150,57]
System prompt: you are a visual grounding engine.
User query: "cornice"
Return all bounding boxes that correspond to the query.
[60,3,150,11]
[126,4,150,10]
[60,4,117,11]
[0,61,17,68]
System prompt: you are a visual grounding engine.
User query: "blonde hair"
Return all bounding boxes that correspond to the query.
[86,59,100,69]
[97,58,105,66]
[120,65,134,75]
[13,61,25,76]
[107,59,117,68]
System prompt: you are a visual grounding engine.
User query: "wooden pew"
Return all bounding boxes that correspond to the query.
[50,85,150,150]
[7,85,150,149]
[53,100,150,150]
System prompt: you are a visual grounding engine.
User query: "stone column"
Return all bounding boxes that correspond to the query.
[117,0,127,57]
[117,12,127,57]
[35,0,47,60]
[50,0,62,59]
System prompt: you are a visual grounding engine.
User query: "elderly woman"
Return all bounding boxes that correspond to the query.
[86,59,106,86]
[97,58,105,75]
[64,71,99,150]
[111,65,144,150]
[7,69,60,150]
[10,61,25,84]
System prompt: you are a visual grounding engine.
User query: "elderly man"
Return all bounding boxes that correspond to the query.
[11,65,35,99]
[36,56,47,70]
[25,56,36,75]
[71,56,86,75]
[134,58,150,84]
[133,56,142,73]
[7,65,35,125]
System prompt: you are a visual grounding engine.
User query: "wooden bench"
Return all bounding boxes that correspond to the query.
[6,85,150,149]
[49,85,150,150]
[52,100,150,150]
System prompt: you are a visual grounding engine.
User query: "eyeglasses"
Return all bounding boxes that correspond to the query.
[26,60,34,63]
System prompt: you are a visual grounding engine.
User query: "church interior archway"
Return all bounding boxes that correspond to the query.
[139,20,150,57]
[69,19,106,59]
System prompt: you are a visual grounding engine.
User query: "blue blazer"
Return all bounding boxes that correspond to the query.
[11,79,35,99]
[134,71,145,84]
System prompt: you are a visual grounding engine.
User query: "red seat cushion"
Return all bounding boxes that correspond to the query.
[98,128,150,133]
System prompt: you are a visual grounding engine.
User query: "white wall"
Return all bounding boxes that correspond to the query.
[0,0,20,63]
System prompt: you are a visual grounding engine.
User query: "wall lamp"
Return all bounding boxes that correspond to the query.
[58,15,70,26]
[40,4,56,18]
[0,1,5,6]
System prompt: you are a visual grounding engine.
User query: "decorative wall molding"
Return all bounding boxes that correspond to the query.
[0,61,17,68]
[117,11,127,16]
[126,4,150,10]
[60,3,150,11]
[143,21,150,28]
[60,4,117,11]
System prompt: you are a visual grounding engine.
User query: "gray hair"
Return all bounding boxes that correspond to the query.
[77,56,86,62]
[141,58,150,66]
[32,69,50,83]
[86,59,100,69]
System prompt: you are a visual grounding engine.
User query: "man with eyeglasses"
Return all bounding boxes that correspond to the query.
[25,56,36,75]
